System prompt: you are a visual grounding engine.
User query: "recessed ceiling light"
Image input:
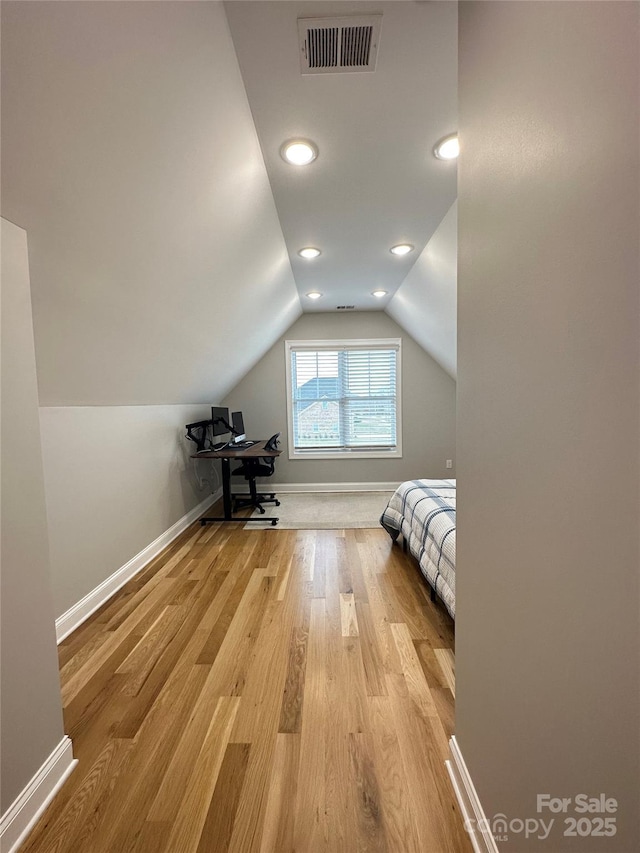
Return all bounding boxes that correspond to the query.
[434,133,459,160]
[372,290,388,298]
[280,139,318,166]
[306,291,322,299]
[390,244,414,256]
[298,247,321,259]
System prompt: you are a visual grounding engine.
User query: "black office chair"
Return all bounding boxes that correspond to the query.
[232,455,280,514]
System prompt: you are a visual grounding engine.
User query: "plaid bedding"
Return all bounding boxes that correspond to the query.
[380,479,456,618]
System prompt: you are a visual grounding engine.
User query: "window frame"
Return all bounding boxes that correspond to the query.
[285,338,402,460]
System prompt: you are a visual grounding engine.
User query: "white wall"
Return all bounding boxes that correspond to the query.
[40,405,218,619]
[1,0,300,406]
[223,311,456,485]
[387,201,457,378]
[456,2,639,850]
[1,220,66,813]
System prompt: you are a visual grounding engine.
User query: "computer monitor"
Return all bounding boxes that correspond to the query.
[211,406,231,437]
[231,411,246,443]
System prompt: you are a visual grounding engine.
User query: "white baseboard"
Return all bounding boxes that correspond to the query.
[55,490,220,643]
[446,736,499,853]
[266,482,401,493]
[0,736,77,853]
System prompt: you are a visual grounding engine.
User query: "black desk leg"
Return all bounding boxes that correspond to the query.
[221,457,232,520]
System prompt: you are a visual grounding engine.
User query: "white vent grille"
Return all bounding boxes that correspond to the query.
[298,16,382,75]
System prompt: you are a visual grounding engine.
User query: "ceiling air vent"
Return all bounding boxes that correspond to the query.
[298,16,382,75]
[336,305,355,310]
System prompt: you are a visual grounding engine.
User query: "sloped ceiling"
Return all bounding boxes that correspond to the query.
[387,201,457,377]
[1,0,301,405]
[1,0,458,405]
[225,0,458,312]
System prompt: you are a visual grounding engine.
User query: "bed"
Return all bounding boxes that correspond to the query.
[380,479,456,619]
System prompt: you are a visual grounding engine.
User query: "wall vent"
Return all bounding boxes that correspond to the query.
[298,16,382,75]
[336,305,355,310]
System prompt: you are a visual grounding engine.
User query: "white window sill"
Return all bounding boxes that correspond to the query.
[290,448,402,460]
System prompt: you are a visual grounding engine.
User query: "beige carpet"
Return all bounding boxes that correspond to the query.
[246,490,393,529]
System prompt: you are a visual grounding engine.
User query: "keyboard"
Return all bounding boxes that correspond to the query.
[200,440,258,452]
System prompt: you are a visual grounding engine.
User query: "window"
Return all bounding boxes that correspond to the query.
[285,338,401,459]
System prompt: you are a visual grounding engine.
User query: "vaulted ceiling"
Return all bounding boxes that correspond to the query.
[225,0,458,313]
[1,1,458,406]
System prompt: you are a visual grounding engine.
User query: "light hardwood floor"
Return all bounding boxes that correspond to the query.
[23,519,471,853]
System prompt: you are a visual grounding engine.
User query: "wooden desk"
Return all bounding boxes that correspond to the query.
[192,439,281,525]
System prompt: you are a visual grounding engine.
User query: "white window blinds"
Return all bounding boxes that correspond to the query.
[288,340,400,452]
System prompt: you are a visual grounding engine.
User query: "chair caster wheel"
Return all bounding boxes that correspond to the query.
[275,501,281,507]
[258,507,266,514]
[271,519,278,526]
